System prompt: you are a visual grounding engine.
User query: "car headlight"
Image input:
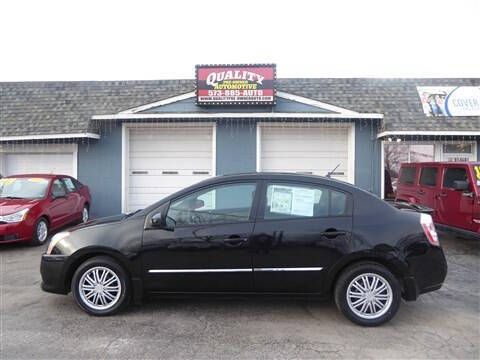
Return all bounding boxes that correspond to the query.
[47,231,70,255]
[0,208,29,223]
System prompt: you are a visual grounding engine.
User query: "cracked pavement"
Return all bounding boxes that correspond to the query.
[0,232,479,359]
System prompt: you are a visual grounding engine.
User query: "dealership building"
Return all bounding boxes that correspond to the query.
[1,67,479,217]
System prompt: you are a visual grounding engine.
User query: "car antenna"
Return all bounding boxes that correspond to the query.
[326,163,341,178]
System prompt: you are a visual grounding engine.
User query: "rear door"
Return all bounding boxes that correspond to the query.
[436,165,474,231]
[418,166,439,216]
[251,181,353,293]
[61,177,82,222]
[48,179,70,228]
[396,165,419,203]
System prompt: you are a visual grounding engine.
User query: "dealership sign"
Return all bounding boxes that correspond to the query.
[196,64,276,105]
[417,86,480,117]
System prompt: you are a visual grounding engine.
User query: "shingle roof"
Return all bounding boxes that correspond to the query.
[1,78,479,138]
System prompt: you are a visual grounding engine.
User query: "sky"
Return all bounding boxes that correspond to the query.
[0,0,479,81]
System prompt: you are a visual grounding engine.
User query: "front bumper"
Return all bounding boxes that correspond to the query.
[40,254,69,294]
[0,223,32,244]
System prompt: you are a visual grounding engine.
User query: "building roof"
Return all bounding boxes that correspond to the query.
[1,78,479,139]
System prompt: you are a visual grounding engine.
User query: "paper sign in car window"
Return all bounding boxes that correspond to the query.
[0,178,16,186]
[271,186,293,214]
[28,178,48,184]
[291,188,316,217]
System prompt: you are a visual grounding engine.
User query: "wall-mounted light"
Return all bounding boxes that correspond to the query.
[396,138,402,142]
[387,137,393,142]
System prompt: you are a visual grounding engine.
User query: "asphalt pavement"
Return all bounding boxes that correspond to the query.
[0,232,479,359]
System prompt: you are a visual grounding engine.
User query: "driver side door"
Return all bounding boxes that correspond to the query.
[141,181,259,293]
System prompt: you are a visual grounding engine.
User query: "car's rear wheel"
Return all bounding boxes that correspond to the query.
[31,218,49,246]
[71,256,131,316]
[334,262,400,326]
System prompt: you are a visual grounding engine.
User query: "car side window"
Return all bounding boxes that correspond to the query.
[263,183,349,220]
[399,167,416,185]
[51,179,67,197]
[166,183,257,227]
[62,177,76,192]
[443,167,468,189]
[419,167,438,186]
[72,178,84,189]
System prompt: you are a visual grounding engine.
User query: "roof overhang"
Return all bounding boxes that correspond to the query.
[0,132,101,142]
[94,90,383,120]
[377,130,480,138]
[92,112,383,120]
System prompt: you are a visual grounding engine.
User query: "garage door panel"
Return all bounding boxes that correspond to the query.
[129,175,210,188]
[260,124,350,182]
[4,153,74,177]
[130,157,212,170]
[127,125,213,213]
[130,141,212,152]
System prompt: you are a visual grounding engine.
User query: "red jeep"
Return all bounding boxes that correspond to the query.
[396,162,480,238]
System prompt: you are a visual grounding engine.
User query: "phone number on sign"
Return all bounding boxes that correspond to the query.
[208,90,264,96]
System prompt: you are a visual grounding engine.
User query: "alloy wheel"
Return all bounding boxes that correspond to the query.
[78,266,122,311]
[37,221,48,243]
[82,207,89,223]
[346,273,393,320]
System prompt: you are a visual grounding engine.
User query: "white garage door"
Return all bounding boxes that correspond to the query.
[127,124,214,212]
[1,144,76,177]
[259,123,352,183]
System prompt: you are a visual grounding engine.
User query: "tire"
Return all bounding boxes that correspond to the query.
[71,256,131,316]
[334,262,401,327]
[31,218,49,246]
[81,205,89,223]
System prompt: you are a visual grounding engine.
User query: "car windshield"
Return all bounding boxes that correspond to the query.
[472,164,480,190]
[0,177,50,199]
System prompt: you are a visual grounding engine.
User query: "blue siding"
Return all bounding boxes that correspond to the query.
[77,119,382,218]
[354,121,381,196]
[216,120,257,175]
[78,123,122,217]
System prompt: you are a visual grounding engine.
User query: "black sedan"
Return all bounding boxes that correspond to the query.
[41,173,447,326]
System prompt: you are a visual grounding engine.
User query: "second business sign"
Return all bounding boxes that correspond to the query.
[196,64,276,105]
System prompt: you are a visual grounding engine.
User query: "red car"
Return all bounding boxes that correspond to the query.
[396,162,480,238]
[0,174,91,245]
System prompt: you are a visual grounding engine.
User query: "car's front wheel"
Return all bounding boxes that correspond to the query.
[71,256,131,316]
[334,262,400,326]
[31,218,49,246]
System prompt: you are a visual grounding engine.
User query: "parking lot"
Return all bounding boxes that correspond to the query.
[0,232,479,360]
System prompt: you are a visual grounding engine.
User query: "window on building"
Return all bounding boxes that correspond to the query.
[399,167,416,185]
[443,168,468,189]
[264,183,349,220]
[419,167,438,186]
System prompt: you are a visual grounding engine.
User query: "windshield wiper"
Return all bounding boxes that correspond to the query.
[3,196,26,199]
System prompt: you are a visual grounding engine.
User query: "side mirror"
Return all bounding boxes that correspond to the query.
[453,180,469,191]
[151,212,165,227]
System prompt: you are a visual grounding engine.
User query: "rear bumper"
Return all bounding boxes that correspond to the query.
[40,254,69,294]
[402,246,447,301]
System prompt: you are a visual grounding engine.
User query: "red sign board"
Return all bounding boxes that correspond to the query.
[196,64,276,105]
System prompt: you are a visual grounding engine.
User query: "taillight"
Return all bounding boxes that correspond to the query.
[420,213,439,246]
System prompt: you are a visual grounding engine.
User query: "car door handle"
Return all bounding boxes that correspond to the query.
[320,230,346,239]
[417,190,425,195]
[437,193,447,198]
[223,236,248,246]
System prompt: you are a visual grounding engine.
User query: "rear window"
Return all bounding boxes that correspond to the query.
[399,167,416,185]
[419,167,438,186]
[443,167,468,188]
